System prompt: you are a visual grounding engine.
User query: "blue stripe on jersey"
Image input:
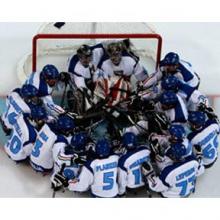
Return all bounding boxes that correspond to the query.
[84,160,94,174]
[159,155,196,187]
[68,55,80,73]
[97,53,109,69]
[38,73,49,96]
[23,116,37,147]
[179,81,195,101]
[178,61,194,82]
[174,101,187,123]
[90,43,104,50]
[187,119,218,141]
[118,146,149,171]
[55,135,69,145]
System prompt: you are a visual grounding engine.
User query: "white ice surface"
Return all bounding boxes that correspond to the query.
[0,22,220,197]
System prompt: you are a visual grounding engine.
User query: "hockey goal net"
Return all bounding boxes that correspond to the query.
[17,22,162,83]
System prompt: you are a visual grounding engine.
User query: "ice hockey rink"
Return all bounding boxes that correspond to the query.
[0,22,220,197]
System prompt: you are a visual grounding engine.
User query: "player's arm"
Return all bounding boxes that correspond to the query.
[117,164,128,196]
[42,95,65,117]
[133,61,148,81]
[68,165,93,192]
[141,70,163,89]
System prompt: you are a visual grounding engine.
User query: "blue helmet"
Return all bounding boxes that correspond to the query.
[161,76,179,91]
[188,111,206,128]
[21,84,38,99]
[41,64,59,80]
[169,124,186,142]
[31,106,47,121]
[122,132,137,150]
[95,139,111,158]
[71,132,88,153]
[57,115,75,133]
[167,143,186,161]
[159,91,178,106]
[163,52,180,65]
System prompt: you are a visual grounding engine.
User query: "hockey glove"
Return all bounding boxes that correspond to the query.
[141,162,155,178]
[194,144,203,163]
[51,173,69,191]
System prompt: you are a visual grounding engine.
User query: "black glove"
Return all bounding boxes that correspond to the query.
[71,153,87,165]
[141,162,154,178]
[59,72,71,84]
[194,144,203,163]
[51,173,69,191]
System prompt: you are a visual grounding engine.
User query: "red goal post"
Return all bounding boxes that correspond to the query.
[32,33,163,72]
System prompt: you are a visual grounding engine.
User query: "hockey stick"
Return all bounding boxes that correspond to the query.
[52,163,66,198]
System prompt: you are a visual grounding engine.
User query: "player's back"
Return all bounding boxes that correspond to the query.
[26,72,52,96]
[118,147,150,189]
[89,154,119,198]
[30,123,57,171]
[4,114,36,161]
[2,89,31,128]
[160,155,202,198]
[188,120,220,167]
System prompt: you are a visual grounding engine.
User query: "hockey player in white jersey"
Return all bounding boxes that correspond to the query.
[30,115,75,172]
[52,132,94,182]
[25,64,65,116]
[187,111,220,168]
[158,91,188,123]
[52,139,119,198]
[98,42,148,82]
[141,142,204,198]
[142,52,200,90]
[66,44,105,112]
[1,84,40,135]
[161,75,209,111]
[118,132,150,196]
[4,105,47,162]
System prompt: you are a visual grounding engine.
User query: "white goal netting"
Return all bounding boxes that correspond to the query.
[17,22,162,83]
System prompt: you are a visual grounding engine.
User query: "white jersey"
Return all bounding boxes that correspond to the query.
[99,56,147,81]
[68,44,104,90]
[2,89,31,129]
[68,154,119,198]
[30,123,57,171]
[51,136,81,181]
[118,147,150,195]
[157,94,188,124]
[188,120,220,167]
[26,72,65,117]
[4,114,36,161]
[142,60,200,89]
[147,155,204,198]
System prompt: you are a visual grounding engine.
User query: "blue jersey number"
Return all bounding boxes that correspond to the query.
[103,171,114,190]
[132,168,141,185]
[32,132,48,158]
[203,136,218,159]
[9,135,22,154]
[176,175,196,196]
[8,112,17,125]
[31,139,43,157]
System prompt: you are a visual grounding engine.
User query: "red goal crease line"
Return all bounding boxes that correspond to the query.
[32,33,163,72]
